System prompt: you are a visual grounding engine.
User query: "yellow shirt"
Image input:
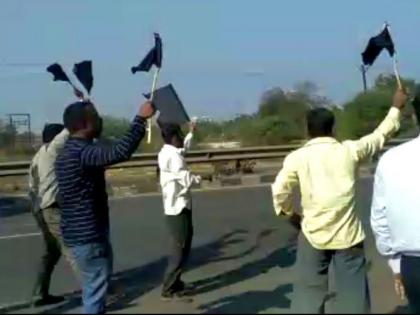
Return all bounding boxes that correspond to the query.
[272,107,401,250]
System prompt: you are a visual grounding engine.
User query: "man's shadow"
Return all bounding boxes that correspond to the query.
[40,228,275,313]
[190,244,296,296]
[199,283,293,314]
[0,197,31,218]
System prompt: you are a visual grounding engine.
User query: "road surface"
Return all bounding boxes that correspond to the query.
[0,179,408,313]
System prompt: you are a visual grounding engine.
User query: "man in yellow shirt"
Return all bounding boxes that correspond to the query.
[272,88,407,313]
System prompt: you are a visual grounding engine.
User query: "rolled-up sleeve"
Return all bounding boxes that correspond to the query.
[271,152,299,216]
[345,107,401,162]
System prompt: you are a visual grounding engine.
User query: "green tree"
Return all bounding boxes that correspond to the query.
[339,73,417,139]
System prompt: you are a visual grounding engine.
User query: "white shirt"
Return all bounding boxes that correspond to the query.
[371,136,420,274]
[29,129,69,211]
[158,133,201,215]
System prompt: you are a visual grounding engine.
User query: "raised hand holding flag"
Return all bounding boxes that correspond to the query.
[361,23,402,90]
[132,33,163,143]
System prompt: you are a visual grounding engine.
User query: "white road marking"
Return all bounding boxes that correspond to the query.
[0,232,41,240]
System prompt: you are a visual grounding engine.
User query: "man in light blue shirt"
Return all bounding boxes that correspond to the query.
[371,135,420,313]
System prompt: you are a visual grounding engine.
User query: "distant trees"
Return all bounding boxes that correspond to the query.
[2,74,418,159]
[337,74,417,139]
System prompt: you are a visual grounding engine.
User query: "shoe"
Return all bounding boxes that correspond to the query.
[173,281,195,295]
[33,295,65,307]
[160,291,193,303]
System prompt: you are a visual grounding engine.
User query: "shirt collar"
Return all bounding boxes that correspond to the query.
[162,144,182,153]
[68,136,93,144]
[304,137,338,147]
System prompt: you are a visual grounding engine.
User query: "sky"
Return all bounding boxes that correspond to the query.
[1,0,420,130]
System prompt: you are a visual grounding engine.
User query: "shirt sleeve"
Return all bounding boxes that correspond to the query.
[169,153,201,190]
[344,107,401,162]
[271,152,299,216]
[80,116,146,168]
[183,132,194,151]
[371,159,398,265]
[28,152,40,208]
[388,256,401,274]
[46,129,69,158]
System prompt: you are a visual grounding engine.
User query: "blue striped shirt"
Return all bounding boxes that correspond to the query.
[56,116,146,247]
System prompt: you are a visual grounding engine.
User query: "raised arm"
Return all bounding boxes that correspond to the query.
[183,132,194,151]
[182,121,197,153]
[80,101,155,168]
[344,88,407,162]
[81,116,146,167]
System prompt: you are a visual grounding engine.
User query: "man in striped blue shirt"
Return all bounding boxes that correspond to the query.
[56,100,154,314]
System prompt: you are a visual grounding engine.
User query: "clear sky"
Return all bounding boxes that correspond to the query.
[1,0,420,130]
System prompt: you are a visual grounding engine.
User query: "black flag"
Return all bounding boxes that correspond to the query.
[143,84,190,125]
[131,33,162,74]
[362,26,395,66]
[73,60,93,94]
[47,62,85,99]
[46,63,71,82]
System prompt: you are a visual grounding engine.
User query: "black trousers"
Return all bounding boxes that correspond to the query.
[401,255,420,314]
[162,209,193,295]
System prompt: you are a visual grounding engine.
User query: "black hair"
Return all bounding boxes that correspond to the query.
[42,123,64,144]
[306,108,335,138]
[160,123,183,145]
[63,101,93,133]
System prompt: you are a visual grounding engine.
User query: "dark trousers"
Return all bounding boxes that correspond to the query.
[162,209,193,295]
[293,233,370,314]
[401,255,420,314]
[32,207,76,299]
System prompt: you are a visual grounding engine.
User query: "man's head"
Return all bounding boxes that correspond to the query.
[160,123,184,148]
[306,108,335,138]
[63,101,103,139]
[42,123,64,144]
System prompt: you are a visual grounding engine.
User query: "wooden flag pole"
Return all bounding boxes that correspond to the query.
[385,22,403,89]
[393,56,403,89]
[147,68,160,144]
[360,65,368,92]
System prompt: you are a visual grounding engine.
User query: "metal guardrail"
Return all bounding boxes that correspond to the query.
[0,138,411,177]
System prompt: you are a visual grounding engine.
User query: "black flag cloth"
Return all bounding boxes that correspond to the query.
[362,26,395,66]
[47,63,71,82]
[144,84,190,125]
[131,33,162,74]
[73,60,93,94]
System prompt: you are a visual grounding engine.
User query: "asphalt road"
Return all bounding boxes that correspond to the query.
[0,179,408,314]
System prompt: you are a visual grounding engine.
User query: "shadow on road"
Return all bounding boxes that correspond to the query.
[199,283,293,314]
[191,244,296,296]
[0,196,31,218]
[391,305,411,314]
[38,228,272,314]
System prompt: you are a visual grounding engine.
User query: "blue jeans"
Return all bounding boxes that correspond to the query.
[70,241,113,314]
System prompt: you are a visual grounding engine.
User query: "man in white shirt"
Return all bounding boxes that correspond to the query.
[371,130,420,313]
[158,122,200,300]
[29,123,75,307]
